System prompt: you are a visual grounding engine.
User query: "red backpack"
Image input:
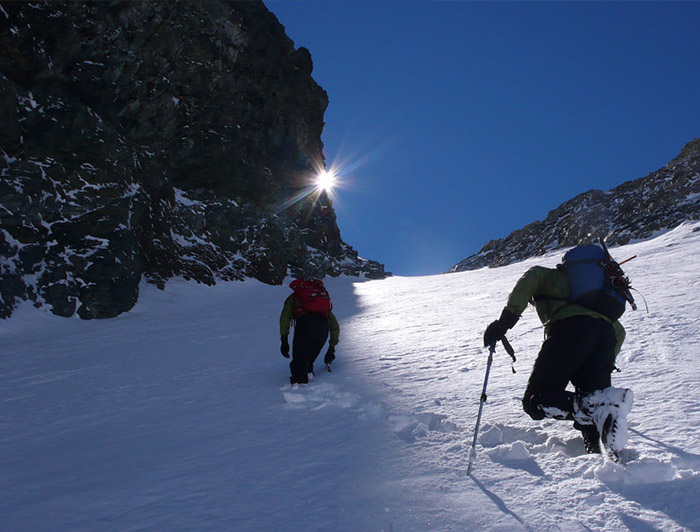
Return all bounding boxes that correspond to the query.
[290,279,332,319]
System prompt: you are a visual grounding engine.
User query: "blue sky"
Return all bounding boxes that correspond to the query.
[266,1,700,276]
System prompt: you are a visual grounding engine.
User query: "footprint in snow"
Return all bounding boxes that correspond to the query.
[479,423,588,458]
[479,423,549,447]
[484,441,546,477]
[596,456,680,484]
[390,412,458,443]
[281,381,361,411]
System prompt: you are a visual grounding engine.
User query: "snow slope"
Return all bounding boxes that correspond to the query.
[2,222,700,532]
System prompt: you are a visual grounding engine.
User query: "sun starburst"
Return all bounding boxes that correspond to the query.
[315,169,337,193]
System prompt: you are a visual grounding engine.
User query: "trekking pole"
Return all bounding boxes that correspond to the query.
[467,343,496,476]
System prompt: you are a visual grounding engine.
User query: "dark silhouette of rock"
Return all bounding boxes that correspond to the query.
[0,1,386,319]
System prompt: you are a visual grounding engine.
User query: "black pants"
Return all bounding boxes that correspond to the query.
[522,316,617,424]
[290,313,329,384]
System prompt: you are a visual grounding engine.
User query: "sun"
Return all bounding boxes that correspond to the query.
[315,169,337,193]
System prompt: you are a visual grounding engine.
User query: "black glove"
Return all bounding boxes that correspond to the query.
[324,345,336,364]
[280,335,290,358]
[483,309,519,348]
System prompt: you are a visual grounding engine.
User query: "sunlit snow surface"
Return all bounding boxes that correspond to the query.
[2,223,700,531]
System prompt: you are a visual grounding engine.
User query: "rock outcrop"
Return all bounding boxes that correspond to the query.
[449,138,700,271]
[0,1,386,319]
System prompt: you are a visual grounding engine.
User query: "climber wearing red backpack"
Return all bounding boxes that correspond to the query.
[279,279,340,385]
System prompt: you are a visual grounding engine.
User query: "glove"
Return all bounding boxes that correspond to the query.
[483,309,519,348]
[324,345,336,364]
[280,335,290,358]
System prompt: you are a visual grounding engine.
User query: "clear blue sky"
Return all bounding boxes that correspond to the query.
[265,1,700,276]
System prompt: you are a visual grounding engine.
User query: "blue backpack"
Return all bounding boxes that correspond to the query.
[559,244,635,321]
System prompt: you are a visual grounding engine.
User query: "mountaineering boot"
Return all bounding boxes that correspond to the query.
[574,387,633,459]
[577,423,601,454]
[600,413,619,461]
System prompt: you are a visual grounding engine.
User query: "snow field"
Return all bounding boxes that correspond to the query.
[1,222,700,531]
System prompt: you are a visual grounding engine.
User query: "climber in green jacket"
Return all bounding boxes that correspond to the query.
[279,279,340,385]
[483,262,630,455]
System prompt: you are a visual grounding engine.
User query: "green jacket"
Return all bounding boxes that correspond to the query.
[504,266,626,356]
[279,295,340,346]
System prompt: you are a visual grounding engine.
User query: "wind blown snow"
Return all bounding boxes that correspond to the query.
[2,223,700,531]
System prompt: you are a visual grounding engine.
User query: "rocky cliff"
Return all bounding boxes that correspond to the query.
[0,0,386,319]
[449,138,700,271]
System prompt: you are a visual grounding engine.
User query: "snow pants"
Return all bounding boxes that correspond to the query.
[290,313,329,384]
[522,315,617,432]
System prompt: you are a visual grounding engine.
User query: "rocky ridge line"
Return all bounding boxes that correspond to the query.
[449,138,700,272]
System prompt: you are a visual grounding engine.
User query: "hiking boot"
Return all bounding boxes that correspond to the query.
[600,414,619,461]
[574,387,633,454]
[578,423,601,454]
[290,375,309,385]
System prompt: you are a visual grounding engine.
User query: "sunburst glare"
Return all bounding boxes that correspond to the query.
[315,169,337,193]
[274,147,375,215]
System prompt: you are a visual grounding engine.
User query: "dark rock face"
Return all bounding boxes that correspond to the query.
[0,0,385,319]
[449,138,700,272]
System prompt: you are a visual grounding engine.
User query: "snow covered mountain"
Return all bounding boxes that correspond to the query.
[450,138,700,272]
[0,1,385,320]
[2,222,699,531]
